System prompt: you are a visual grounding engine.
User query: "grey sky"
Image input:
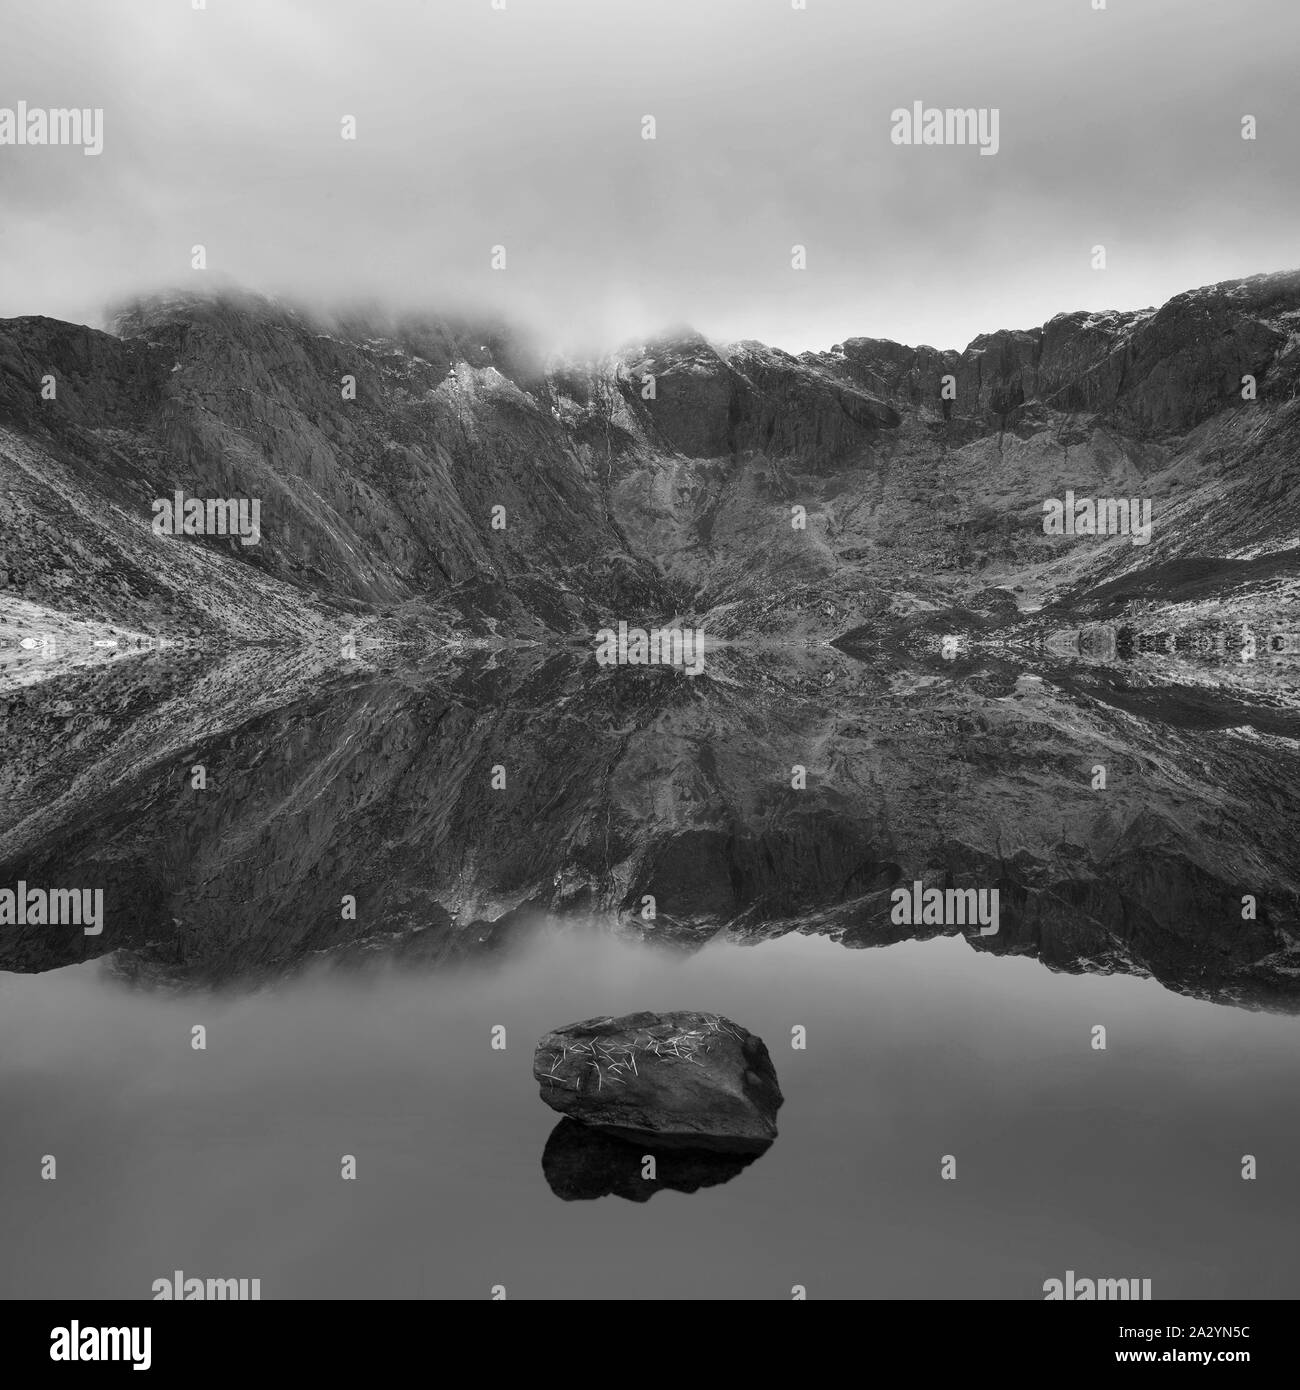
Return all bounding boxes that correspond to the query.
[0,0,1297,352]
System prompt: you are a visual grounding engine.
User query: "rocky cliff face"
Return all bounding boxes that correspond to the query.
[3,270,1297,652]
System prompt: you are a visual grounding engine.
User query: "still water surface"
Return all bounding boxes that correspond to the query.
[2,925,1296,1299]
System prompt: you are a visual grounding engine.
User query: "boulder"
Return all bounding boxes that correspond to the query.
[533,1010,782,1154]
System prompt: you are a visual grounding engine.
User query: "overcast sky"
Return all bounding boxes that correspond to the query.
[1,0,1297,353]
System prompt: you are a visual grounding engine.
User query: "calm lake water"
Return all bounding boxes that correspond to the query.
[2,924,1296,1300]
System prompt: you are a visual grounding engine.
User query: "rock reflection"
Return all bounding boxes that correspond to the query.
[541,1118,767,1202]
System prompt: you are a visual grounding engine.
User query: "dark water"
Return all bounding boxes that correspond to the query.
[1,644,1298,1299]
[2,927,1298,1300]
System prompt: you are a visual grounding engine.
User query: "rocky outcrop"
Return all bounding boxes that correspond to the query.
[828,271,1300,434]
[533,1010,783,1153]
[621,332,899,463]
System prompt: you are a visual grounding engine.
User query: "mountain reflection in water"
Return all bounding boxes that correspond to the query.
[1,642,1296,1011]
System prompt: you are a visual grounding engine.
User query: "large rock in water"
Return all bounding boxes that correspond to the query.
[533,1010,782,1154]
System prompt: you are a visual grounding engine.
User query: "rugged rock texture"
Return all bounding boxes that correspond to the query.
[533,1011,782,1153]
[3,270,1299,652]
[0,293,673,643]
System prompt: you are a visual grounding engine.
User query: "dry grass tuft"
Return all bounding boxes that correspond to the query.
[539,1014,743,1091]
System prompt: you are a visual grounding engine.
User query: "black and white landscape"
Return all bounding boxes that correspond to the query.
[1,0,1299,1312]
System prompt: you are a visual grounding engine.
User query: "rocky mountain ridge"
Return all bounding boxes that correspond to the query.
[2,270,1298,656]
